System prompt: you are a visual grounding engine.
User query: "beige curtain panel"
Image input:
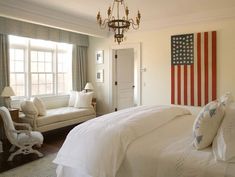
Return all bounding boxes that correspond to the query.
[0,17,88,47]
[72,45,88,91]
[0,34,9,106]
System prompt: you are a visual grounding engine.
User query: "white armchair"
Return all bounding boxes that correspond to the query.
[0,106,44,161]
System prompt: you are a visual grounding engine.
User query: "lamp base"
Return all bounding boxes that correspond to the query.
[4,97,11,108]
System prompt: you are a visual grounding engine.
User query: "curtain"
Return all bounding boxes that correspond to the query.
[0,34,9,141]
[0,17,89,47]
[72,45,87,91]
[0,34,9,106]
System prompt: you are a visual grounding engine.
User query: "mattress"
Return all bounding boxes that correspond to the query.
[55,106,235,177]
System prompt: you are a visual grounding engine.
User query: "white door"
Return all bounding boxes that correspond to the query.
[114,48,134,111]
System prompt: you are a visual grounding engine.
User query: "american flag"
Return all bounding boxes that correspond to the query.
[171,31,217,106]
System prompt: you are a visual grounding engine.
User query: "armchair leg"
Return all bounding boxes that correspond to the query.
[31,149,43,158]
[8,145,44,161]
[36,144,42,148]
[9,145,16,152]
[8,149,21,161]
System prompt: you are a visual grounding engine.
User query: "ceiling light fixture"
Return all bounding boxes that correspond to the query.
[97,0,141,44]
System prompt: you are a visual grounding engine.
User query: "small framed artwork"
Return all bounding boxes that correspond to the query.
[96,69,104,82]
[96,50,104,64]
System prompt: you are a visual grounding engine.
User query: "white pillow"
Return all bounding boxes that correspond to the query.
[213,102,235,162]
[193,100,225,150]
[33,97,47,116]
[68,91,77,107]
[20,101,38,116]
[74,92,93,108]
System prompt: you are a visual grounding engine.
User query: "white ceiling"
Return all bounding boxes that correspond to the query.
[1,0,235,37]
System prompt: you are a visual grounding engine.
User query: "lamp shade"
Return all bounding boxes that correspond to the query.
[1,86,15,97]
[84,82,94,90]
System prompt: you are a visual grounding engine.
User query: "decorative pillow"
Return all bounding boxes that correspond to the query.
[219,92,233,107]
[33,97,47,116]
[74,92,93,108]
[20,101,38,116]
[193,100,225,150]
[213,102,235,162]
[68,91,77,107]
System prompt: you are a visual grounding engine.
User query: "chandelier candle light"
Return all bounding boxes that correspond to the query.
[97,0,141,44]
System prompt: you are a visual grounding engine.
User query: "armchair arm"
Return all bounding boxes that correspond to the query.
[20,115,37,130]
[10,129,32,137]
[13,122,32,131]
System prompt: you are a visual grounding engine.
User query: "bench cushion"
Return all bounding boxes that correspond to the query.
[36,107,95,127]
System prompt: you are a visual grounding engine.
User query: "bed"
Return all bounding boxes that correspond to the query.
[53,104,235,177]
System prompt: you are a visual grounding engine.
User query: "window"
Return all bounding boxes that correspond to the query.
[30,50,53,95]
[10,48,26,96]
[9,35,72,98]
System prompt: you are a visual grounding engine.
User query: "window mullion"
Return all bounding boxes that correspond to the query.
[27,40,32,98]
[24,46,29,97]
[54,45,58,95]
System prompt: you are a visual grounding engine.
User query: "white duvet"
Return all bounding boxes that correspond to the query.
[116,111,235,177]
[53,105,190,177]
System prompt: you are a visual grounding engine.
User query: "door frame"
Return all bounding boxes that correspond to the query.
[109,43,142,112]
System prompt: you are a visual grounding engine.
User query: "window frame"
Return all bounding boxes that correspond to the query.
[29,47,55,97]
[9,36,72,99]
[9,44,28,99]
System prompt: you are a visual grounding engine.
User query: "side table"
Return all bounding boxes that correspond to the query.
[8,108,19,123]
[92,98,97,114]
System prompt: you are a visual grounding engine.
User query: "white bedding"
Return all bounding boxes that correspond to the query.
[117,114,235,177]
[54,105,190,177]
[54,105,235,177]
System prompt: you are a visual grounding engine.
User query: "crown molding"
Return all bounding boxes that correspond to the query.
[0,0,107,38]
[0,0,235,38]
[140,6,235,31]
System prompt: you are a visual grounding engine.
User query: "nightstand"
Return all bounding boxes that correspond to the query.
[0,108,19,125]
[8,108,19,123]
[92,98,97,114]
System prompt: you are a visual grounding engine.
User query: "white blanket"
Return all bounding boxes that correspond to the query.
[53,105,191,177]
[156,134,235,177]
[116,112,235,177]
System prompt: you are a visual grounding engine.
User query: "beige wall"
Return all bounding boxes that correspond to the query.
[88,19,235,115]
[87,38,111,115]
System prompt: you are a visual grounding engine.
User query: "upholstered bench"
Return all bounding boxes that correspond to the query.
[19,93,96,132]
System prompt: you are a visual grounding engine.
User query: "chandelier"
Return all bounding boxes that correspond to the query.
[97,0,141,44]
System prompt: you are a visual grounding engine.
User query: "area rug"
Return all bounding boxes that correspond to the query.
[0,153,57,177]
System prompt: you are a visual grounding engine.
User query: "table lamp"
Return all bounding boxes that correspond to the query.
[1,86,15,108]
[84,82,94,92]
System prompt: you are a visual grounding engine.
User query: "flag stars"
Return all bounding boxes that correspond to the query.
[171,33,194,65]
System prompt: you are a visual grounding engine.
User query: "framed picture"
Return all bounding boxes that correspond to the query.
[96,69,104,82]
[96,50,104,64]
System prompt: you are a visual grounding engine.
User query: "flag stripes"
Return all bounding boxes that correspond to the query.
[171,31,217,106]
[212,31,217,101]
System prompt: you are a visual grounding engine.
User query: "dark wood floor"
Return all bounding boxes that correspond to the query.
[0,125,75,173]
